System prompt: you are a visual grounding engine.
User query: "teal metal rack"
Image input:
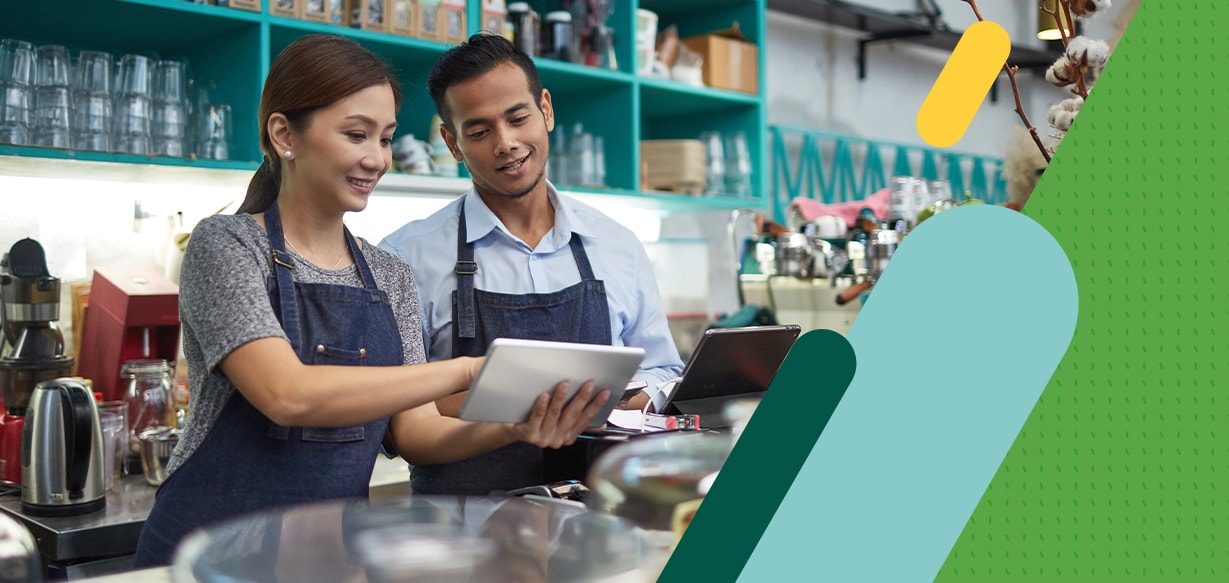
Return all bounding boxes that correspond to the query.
[769,124,1008,223]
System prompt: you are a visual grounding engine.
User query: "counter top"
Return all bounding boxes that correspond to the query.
[0,474,154,562]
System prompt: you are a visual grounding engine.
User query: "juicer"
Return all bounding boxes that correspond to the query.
[0,238,74,486]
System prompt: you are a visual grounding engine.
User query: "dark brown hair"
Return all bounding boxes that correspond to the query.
[427,32,543,133]
[238,34,404,214]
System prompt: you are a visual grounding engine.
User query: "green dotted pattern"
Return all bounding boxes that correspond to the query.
[937,1,1229,579]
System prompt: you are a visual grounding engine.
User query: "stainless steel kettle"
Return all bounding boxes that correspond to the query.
[20,378,106,517]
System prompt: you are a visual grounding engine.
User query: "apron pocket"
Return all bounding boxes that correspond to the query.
[266,424,366,442]
[311,344,367,366]
[302,426,367,443]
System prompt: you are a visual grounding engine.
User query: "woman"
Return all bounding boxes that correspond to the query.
[133,34,609,567]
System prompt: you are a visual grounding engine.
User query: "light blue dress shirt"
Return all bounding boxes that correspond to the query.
[378,184,685,411]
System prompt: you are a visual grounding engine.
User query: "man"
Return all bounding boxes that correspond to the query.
[379,33,685,495]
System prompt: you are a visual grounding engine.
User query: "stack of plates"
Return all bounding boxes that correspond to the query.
[640,139,708,195]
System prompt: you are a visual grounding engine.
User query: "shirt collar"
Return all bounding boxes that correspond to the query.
[461,182,596,247]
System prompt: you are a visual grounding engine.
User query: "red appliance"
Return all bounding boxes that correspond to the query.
[0,415,24,484]
[76,269,180,403]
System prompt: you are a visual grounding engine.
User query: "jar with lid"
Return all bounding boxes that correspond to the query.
[542,11,572,62]
[506,2,539,57]
[121,358,174,459]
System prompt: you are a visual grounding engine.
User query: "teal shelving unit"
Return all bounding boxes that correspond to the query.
[0,0,767,213]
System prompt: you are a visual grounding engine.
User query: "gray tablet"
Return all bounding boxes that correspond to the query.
[457,338,646,424]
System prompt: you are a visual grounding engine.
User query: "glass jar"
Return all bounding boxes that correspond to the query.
[120,358,174,458]
[586,432,731,538]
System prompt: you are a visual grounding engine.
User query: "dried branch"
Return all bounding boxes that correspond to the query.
[961,0,1052,164]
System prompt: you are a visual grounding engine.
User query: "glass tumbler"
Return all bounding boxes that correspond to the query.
[75,51,113,95]
[32,85,72,148]
[73,51,114,150]
[33,47,73,149]
[74,91,112,151]
[115,54,152,98]
[195,103,231,160]
[723,131,753,198]
[152,100,186,156]
[113,93,151,154]
[699,131,726,197]
[98,401,128,488]
[152,60,185,105]
[35,45,71,88]
[0,39,35,145]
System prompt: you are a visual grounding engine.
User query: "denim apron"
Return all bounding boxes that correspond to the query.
[133,203,403,567]
[410,201,612,495]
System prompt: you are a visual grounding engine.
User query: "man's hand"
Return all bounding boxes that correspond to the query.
[616,390,654,413]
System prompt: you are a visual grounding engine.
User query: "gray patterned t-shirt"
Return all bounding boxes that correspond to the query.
[166,213,426,475]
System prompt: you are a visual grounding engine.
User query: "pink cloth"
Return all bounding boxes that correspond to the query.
[790,188,892,227]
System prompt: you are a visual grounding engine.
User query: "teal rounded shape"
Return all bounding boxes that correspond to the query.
[737,204,1078,582]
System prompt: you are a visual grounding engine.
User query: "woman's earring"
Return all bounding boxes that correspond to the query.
[283,150,293,159]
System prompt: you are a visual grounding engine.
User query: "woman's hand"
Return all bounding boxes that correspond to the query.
[511,381,610,449]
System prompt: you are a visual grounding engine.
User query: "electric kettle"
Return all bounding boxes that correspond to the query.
[21,378,106,517]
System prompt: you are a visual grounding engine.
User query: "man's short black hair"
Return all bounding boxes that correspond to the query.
[427,33,545,132]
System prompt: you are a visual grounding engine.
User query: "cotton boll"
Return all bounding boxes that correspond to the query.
[1067,36,1111,68]
[1059,96,1085,113]
[1046,55,1079,87]
[1068,0,1112,16]
[1048,105,1078,132]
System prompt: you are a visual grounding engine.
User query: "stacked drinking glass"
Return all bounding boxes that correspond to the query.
[33,45,73,148]
[113,54,153,155]
[152,60,187,157]
[0,39,35,145]
[75,51,114,152]
[194,94,231,161]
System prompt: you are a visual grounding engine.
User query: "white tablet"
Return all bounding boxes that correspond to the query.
[457,338,646,424]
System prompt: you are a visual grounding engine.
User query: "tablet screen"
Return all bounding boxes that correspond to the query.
[458,338,646,424]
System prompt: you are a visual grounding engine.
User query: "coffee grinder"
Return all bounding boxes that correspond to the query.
[0,238,75,486]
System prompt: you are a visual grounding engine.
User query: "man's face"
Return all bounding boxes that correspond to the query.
[440,62,555,201]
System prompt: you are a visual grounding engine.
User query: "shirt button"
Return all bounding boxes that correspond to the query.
[316,345,326,353]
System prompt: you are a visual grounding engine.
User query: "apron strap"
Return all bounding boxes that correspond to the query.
[264,204,380,351]
[342,224,379,292]
[262,203,303,351]
[455,203,478,340]
[454,199,596,339]
[567,233,596,280]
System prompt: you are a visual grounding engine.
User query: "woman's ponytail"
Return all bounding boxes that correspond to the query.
[237,155,281,214]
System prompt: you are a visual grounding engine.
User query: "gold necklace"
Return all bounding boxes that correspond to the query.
[284,236,348,270]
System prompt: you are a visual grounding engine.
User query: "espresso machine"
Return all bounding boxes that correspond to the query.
[0,238,75,487]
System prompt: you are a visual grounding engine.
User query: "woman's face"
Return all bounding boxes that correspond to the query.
[287,83,398,213]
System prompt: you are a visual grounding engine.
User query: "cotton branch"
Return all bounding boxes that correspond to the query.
[1042,0,1090,99]
[961,0,1052,163]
